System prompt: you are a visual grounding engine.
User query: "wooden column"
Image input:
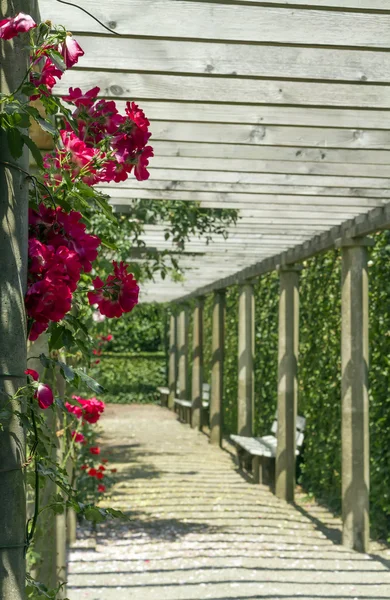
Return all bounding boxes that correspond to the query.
[275,266,300,502]
[339,237,372,553]
[237,283,255,436]
[0,5,30,597]
[210,291,225,445]
[168,313,177,409]
[177,306,189,401]
[191,297,204,430]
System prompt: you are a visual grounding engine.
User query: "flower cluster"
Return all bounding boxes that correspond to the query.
[88,261,139,318]
[25,369,54,410]
[44,88,153,186]
[27,204,101,340]
[65,396,105,424]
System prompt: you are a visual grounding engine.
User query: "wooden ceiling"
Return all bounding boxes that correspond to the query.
[39,0,390,302]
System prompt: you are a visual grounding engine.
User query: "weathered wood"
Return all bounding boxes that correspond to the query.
[56,71,390,108]
[191,298,204,430]
[174,204,390,301]
[210,291,225,446]
[339,237,371,553]
[150,141,390,164]
[149,156,390,178]
[0,2,32,596]
[237,284,255,437]
[39,1,390,48]
[177,307,189,409]
[72,36,390,84]
[275,266,300,503]
[84,101,390,131]
[168,313,177,410]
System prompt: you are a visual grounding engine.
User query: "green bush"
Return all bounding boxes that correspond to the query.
[87,354,166,404]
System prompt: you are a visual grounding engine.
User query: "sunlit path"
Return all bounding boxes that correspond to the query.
[67,405,390,600]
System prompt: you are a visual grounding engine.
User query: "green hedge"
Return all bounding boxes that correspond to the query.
[87,354,166,404]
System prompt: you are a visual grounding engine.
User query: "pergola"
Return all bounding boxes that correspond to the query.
[39,0,390,554]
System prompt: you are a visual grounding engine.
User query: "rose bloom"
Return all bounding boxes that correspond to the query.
[88,468,97,477]
[97,484,106,493]
[90,446,100,455]
[88,261,139,319]
[25,369,54,409]
[71,431,86,444]
[96,471,104,480]
[0,12,36,39]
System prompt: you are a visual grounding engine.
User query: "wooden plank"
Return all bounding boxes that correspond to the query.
[151,141,390,163]
[146,122,390,148]
[107,188,388,204]
[175,204,390,301]
[74,36,390,83]
[114,168,390,188]
[150,155,390,177]
[55,71,390,109]
[248,1,390,8]
[39,1,390,48]
[100,101,390,130]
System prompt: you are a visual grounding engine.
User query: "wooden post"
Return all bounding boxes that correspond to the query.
[338,237,373,553]
[0,4,31,596]
[210,291,225,445]
[168,313,177,409]
[177,306,189,402]
[237,283,255,436]
[275,266,300,503]
[191,297,204,430]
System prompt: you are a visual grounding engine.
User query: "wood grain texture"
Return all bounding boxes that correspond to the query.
[93,101,390,130]
[150,155,390,176]
[55,70,390,108]
[75,36,390,83]
[151,141,390,163]
[106,187,385,205]
[38,1,390,47]
[129,168,390,188]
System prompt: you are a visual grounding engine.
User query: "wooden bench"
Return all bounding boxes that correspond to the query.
[157,386,170,407]
[174,383,210,425]
[231,415,306,485]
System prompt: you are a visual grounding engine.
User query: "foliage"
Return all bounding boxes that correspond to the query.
[84,354,166,405]
[91,304,166,353]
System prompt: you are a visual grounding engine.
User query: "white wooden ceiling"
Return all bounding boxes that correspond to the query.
[39,0,390,302]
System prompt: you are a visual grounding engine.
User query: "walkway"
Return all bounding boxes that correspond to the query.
[67,405,390,600]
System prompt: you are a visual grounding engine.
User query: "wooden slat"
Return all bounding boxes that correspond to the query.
[107,188,387,204]
[96,101,390,130]
[113,168,390,189]
[74,36,390,84]
[145,122,390,148]
[248,1,390,8]
[55,71,390,108]
[39,1,390,48]
[151,141,390,164]
[150,156,390,177]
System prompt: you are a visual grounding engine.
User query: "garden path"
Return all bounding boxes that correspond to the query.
[67,404,390,600]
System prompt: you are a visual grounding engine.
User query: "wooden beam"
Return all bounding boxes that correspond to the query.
[73,36,390,84]
[77,101,390,130]
[55,71,390,109]
[39,1,390,48]
[111,168,390,189]
[149,141,390,164]
[149,156,390,177]
[174,203,390,300]
[108,189,387,205]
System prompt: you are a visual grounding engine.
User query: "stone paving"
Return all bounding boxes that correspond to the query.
[67,404,390,600]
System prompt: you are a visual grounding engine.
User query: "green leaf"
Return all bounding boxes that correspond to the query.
[21,82,39,97]
[7,127,24,159]
[84,506,106,523]
[57,360,76,382]
[21,135,44,168]
[47,49,66,72]
[48,324,65,351]
[94,194,117,223]
[35,116,57,136]
[73,368,105,394]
